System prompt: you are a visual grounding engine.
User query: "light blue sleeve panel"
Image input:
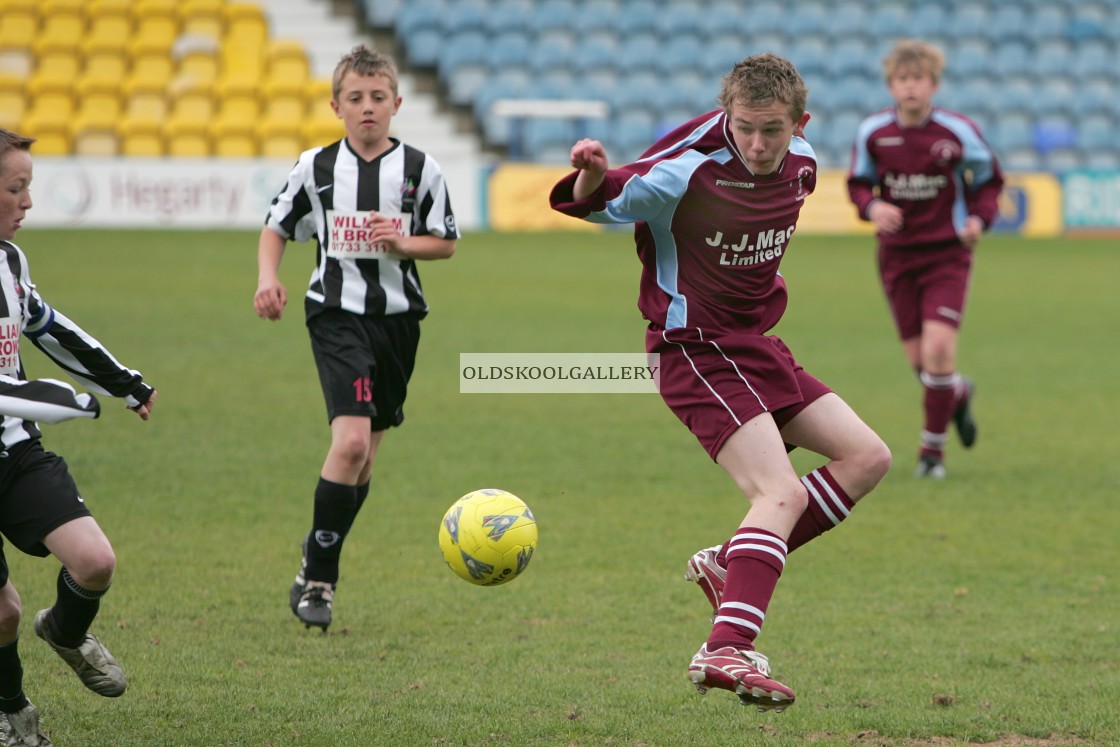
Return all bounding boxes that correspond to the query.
[586,149,711,226]
[849,111,894,182]
[931,110,998,186]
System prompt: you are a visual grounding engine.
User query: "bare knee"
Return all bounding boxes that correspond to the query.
[855,437,893,491]
[329,431,372,470]
[66,546,117,591]
[0,585,21,640]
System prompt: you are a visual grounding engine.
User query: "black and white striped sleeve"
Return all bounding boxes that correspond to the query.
[0,375,99,423]
[24,297,153,410]
[264,148,320,242]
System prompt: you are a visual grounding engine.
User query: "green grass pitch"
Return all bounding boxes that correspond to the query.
[10,228,1118,746]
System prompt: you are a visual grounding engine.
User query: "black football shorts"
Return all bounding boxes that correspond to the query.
[307,309,421,430]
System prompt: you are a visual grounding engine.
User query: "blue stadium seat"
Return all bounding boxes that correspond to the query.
[743,1,786,36]
[949,40,992,78]
[395,0,442,37]
[699,3,746,39]
[522,118,576,163]
[785,1,829,36]
[787,37,829,77]
[993,78,1036,115]
[570,33,619,75]
[1078,115,1114,153]
[362,0,402,27]
[1072,80,1116,118]
[528,36,576,74]
[487,32,531,71]
[486,0,533,36]
[827,3,871,40]
[1033,116,1077,154]
[1030,78,1077,119]
[992,43,1030,78]
[992,114,1035,152]
[530,0,575,36]
[612,0,658,36]
[701,36,748,77]
[655,36,704,77]
[947,5,990,41]
[612,110,657,162]
[443,0,488,34]
[867,3,908,38]
[909,5,949,37]
[1030,39,1074,78]
[826,38,876,79]
[1023,6,1069,44]
[985,5,1029,44]
[617,34,660,71]
[401,28,443,68]
[573,1,620,35]
[1071,41,1115,78]
[654,4,704,40]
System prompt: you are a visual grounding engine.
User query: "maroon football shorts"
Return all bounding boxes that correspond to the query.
[647,325,832,461]
[877,242,973,340]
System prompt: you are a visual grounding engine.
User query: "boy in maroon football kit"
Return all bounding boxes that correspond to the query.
[847,40,1004,479]
[550,54,891,711]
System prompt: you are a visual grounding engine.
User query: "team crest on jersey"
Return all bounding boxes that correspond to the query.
[793,165,814,201]
[931,139,961,164]
[400,177,417,213]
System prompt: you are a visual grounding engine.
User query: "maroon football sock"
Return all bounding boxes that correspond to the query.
[787,466,855,552]
[920,371,958,455]
[707,527,786,651]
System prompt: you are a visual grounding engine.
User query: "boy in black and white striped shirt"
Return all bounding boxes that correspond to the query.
[0,128,158,745]
[255,45,458,631]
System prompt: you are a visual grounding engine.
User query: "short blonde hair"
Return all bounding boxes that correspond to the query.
[882,40,946,84]
[718,53,808,121]
[332,44,399,99]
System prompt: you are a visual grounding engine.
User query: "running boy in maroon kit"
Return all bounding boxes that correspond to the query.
[847,40,1003,479]
[550,54,891,710]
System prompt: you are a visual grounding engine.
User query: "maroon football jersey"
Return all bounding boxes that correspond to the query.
[551,111,817,336]
[847,107,1003,249]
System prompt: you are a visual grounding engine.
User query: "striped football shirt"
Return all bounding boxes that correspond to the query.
[264,137,459,319]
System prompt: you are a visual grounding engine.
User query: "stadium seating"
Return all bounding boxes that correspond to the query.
[360,0,1120,169]
[7,0,336,157]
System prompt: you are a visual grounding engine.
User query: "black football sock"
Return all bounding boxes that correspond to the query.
[49,568,107,648]
[0,639,28,713]
[340,481,371,538]
[305,478,357,585]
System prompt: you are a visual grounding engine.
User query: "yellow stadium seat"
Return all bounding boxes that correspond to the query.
[169,78,216,123]
[129,36,176,82]
[0,75,25,131]
[214,76,261,121]
[180,0,226,41]
[122,74,170,126]
[36,6,85,51]
[23,77,75,122]
[224,2,269,50]
[174,42,221,87]
[81,46,131,82]
[0,8,37,77]
[20,111,71,155]
[267,40,310,84]
[220,45,266,84]
[85,0,134,53]
[303,117,345,149]
[75,75,123,120]
[133,0,181,49]
[262,78,306,121]
[211,117,258,158]
[119,117,164,156]
[70,108,121,156]
[165,117,211,157]
[257,119,303,159]
[305,78,335,116]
